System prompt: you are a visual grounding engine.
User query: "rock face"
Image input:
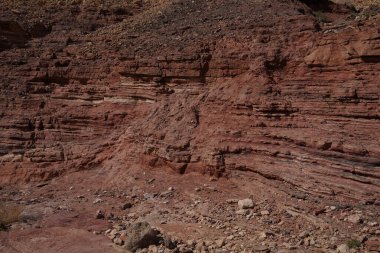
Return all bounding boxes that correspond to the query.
[0,0,379,201]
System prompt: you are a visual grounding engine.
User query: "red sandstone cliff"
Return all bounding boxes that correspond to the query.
[0,0,379,201]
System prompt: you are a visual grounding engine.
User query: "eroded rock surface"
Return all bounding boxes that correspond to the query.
[0,0,379,202]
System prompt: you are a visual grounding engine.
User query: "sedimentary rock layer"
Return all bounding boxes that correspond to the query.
[0,0,379,200]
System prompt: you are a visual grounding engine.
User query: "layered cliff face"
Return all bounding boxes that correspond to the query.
[0,0,379,201]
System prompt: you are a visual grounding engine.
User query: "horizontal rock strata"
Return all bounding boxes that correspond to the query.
[0,0,379,200]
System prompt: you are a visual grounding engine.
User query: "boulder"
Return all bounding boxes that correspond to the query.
[124,222,160,252]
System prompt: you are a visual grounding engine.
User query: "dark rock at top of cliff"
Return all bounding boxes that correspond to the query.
[0,20,29,51]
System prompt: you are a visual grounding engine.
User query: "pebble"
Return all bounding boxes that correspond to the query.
[226,235,234,241]
[119,232,127,242]
[299,231,309,238]
[95,210,105,219]
[283,243,297,250]
[238,199,254,209]
[226,199,238,204]
[57,205,69,210]
[107,229,119,240]
[93,198,103,204]
[254,245,269,252]
[259,231,267,240]
[148,245,158,253]
[127,213,137,218]
[368,221,378,227]
[346,214,363,224]
[186,240,196,247]
[336,244,349,253]
[113,237,123,245]
[215,238,225,248]
[236,209,248,215]
[121,202,133,210]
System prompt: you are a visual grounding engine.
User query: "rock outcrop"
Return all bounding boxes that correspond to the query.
[0,0,379,201]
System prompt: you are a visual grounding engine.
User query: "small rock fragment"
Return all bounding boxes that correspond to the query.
[107,229,119,240]
[238,199,254,209]
[163,234,176,249]
[95,210,105,219]
[254,245,269,252]
[259,231,267,240]
[226,235,234,241]
[120,232,127,242]
[368,221,378,227]
[336,244,349,253]
[347,214,363,224]
[236,209,249,215]
[114,237,123,245]
[121,202,133,210]
[215,238,225,248]
[93,198,103,204]
[127,213,137,218]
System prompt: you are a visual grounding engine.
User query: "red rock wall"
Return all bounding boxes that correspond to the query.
[0,0,379,200]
